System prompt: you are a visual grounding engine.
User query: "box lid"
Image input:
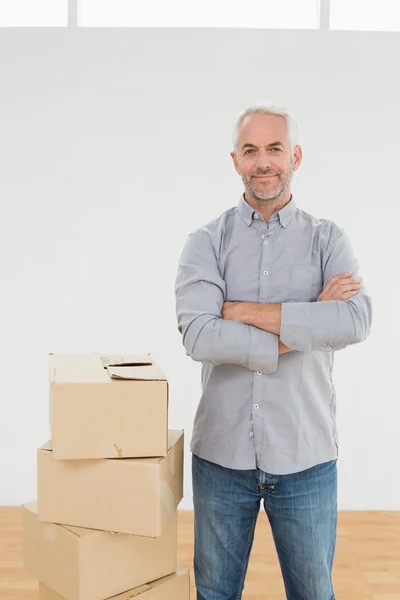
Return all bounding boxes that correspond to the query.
[49,353,167,383]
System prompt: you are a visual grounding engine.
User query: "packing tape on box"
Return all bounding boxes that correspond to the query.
[98,442,123,458]
[113,443,123,458]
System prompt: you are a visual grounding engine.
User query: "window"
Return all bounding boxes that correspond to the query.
[0,0,67,26]
[78,0,320,28]
[330,0,400,32]
[1,0,397,32]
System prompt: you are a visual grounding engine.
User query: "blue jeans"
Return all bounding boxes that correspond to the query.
[192,453,337,600]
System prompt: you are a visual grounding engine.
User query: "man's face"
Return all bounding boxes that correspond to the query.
[230,113,302,202]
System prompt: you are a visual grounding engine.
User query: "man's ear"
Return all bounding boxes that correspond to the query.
[230,151,240,174]
[293,145,303,171]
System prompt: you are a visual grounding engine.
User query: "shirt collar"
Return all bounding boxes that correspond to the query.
[237,192,297,228]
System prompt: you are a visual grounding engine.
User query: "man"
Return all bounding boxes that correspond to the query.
[174,102,372,600]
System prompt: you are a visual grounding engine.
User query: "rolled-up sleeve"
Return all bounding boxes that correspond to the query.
[175,231,279,373]
[280,223,372,352]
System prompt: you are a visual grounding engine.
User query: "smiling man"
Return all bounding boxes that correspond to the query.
[175,102,372,600]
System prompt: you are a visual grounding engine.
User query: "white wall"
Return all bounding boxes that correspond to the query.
[0,28,397,510]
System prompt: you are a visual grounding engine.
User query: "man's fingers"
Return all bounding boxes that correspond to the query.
[327,274,360,290]
[339,281,361,291]
[323,272,351,292]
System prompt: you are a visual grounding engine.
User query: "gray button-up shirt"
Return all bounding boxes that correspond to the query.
[175,193,372,474]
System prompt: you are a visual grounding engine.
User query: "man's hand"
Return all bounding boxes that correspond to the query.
[317,272,360,302]
[278,339,293,355]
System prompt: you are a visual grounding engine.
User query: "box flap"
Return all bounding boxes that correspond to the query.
[49,353,167,383]
[38,440,53,452]
[100,354,152,368]
[101,354,166,381]
[39,433,181,463]
[167,430,184,450]
[122,430,184,464]
[60,523,101,537]
[111,567,189,598]
[22,500,96,538]
[22,500,38,512]
[124,584,152,598]
[106,365,165,381]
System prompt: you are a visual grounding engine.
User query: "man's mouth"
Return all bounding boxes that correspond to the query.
[253,175,277,179]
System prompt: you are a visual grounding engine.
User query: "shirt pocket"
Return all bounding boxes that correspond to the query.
[289,264,322,301]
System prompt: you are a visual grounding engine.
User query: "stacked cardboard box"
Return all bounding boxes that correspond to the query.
[22,353,189,600]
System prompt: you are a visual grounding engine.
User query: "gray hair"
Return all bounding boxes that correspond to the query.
[232,101,299,154]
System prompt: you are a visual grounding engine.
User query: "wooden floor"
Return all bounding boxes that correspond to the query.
[1,507,400,599]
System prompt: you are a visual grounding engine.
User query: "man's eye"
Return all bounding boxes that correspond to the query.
[244,148,281,154]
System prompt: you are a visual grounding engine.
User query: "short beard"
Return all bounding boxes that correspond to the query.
[244,160,294,203]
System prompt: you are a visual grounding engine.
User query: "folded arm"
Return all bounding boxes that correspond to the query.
[280,224,372,351]
[231,224,372,352]
[175,231,279,373]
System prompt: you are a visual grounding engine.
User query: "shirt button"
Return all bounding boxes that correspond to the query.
[327,345,332,350]
[254,404,259,409]
[264,240,269,245]
[250,432,254,437]
[257,371,262,375]
[254,213,259,219]
[263,270,268,275]
[247,219,251,225]
[262,234,266,238]
[282,221,286,226]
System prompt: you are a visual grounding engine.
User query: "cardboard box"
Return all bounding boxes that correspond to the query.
[22,501,179,600]
[38,430,184,536]
[49,353,168,459]
[38,567,190,600]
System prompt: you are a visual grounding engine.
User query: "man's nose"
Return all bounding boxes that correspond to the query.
[255,152,273,168]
